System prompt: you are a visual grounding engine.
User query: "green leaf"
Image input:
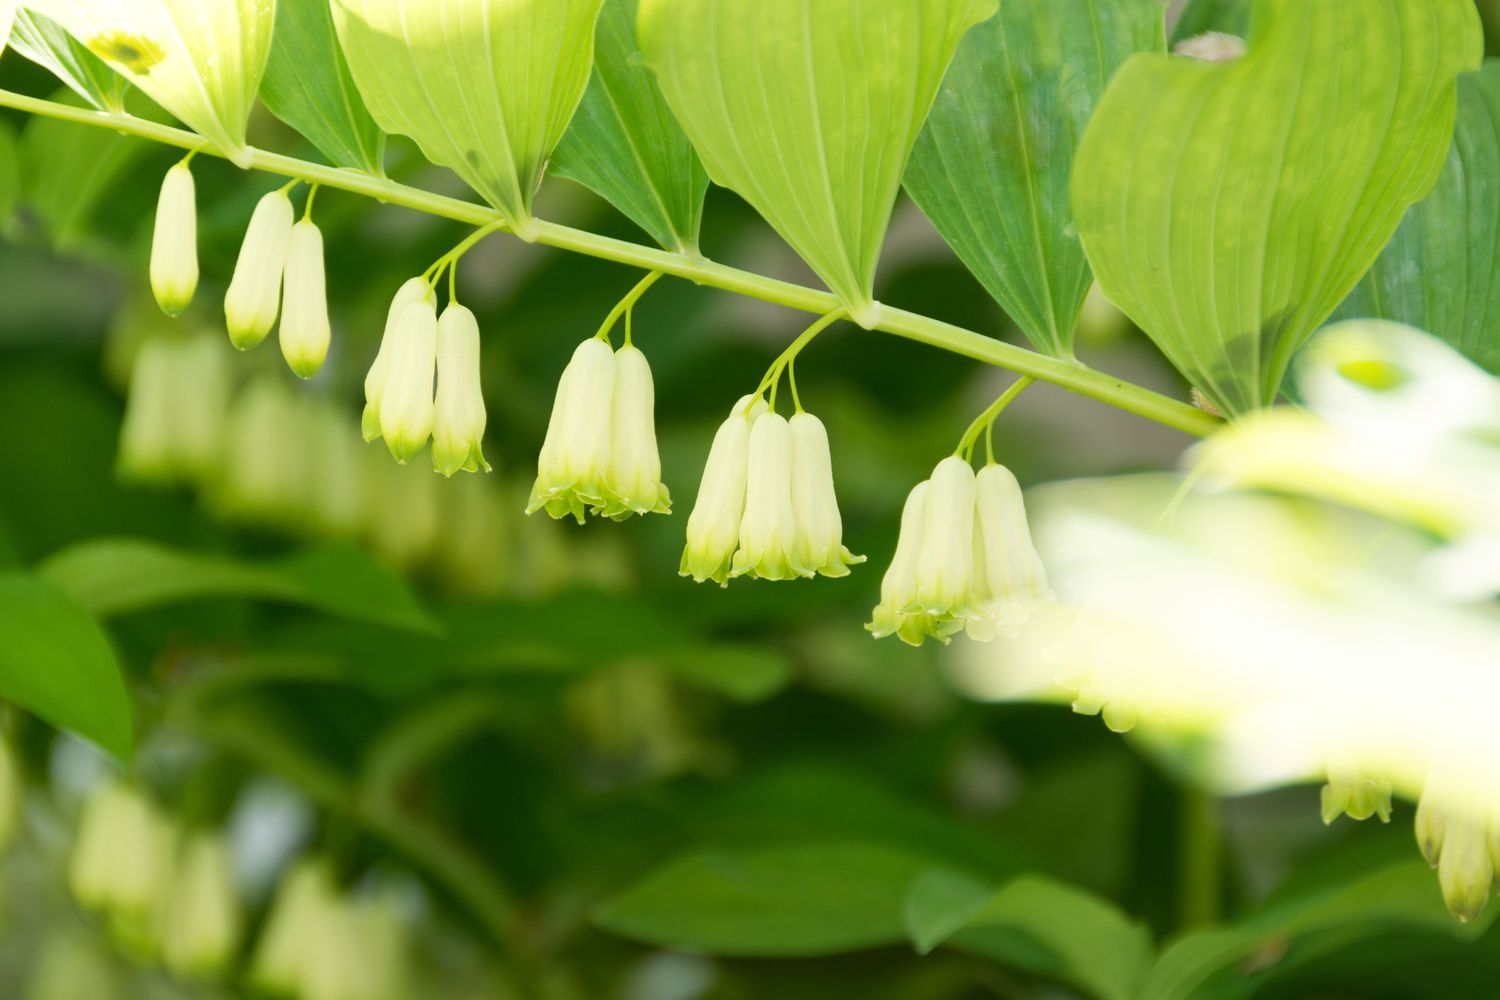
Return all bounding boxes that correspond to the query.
[904,0,1163,358]
[7,8,129,112]
[1072,0,1483,414]
[1143,859,1493,1000]
[259,0,385,173]
[656,645,790,703]
[551,0,708,252]
[1335,62,1500,374]
[0,120,17,231]
[0,2,14,55]
[38,538,436,633]
[331,0,605,234]
[594,841,932,956]
[1171,0,1251,45]
[904,870,1152,1000]
[639,0,996,328]
[0,572,131,761]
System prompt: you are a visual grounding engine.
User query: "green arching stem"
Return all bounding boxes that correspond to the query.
[301,182,320,221]
[0,91,1222,438]
[593,269,663,342]
[957,377,1035,461]
[423,218,508,294]
[756,308,847,405]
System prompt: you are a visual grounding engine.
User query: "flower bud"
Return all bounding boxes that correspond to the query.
[224,189,295,349]
[378,299,439,463]
[364,278,432,442]
[527,338,616,523]
[731,412,806,580]
[1440,817,1494,923]
[681,395,765,585]
[971,463,1053,634]
[149,162,197,316]
[869,480,953,646]
[601,344,671,518]
[915,456,977,616]
[788,412,863,578]
[157,833,241,980]
[431,304,491,476]
[279,219,331,378]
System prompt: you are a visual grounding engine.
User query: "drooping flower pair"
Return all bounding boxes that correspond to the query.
[528,337,670,522]
[869,456,1052,646]
[1415,778,1500,923]
[225,187,331,378]
[681,397,863,585]
[363,278,491,476]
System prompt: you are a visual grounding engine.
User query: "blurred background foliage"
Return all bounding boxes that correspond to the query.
[2,2,1500,998]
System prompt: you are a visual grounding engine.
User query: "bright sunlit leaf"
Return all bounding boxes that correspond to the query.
[331,0,605,235]
[7,9,129,111]
[1072,0,1482,414]
[639,0,996,328]
[905,0,1163,358]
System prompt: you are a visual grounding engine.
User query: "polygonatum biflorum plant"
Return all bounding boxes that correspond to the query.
[3,0,1500,996]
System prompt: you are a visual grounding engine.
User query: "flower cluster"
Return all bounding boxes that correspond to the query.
[117,331,229,486]
[225,188,333,378]
[528,337,670,523]
[869,457,1052,646]
[1416,784,1500,923]
[681,397,863,585]
[363,280,491,475]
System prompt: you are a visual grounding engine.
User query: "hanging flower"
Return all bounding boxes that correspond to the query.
[729,412,804,580]
[681,395,764,585]
[117,333,230,486]
[149,161,197,317]
[1416,783,1500,923]
[364,277,432,442]
[68,783,174,929]
[249,860,337,997]
[279,219,331,378]
[970,462,1053,637]
[788,411,863,578]
[868,480,957,645]
[156,832,241,981]
[1320,761,1393,826]
[224,189,295,350]
[431,303,491,477]
[600,344,671,518]
[527,338,616,523]
[378,298,439,463]
[914,456,979,620]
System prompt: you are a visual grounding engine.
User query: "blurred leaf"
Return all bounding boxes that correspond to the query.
[259,0,385,173]
[905,869,1152,1000]
[38,538,436,632]
[904,0,1163,357]
[1171,0,1251,44]
[0,120,17,230]
[1335,62,1500,374]
[1144,859,1496,1000]
[552,0,708,252]
[595,841,932,956]
[8,9,129,111]
[0,572,131,761]
[639,0,995,326]
[1072,0,1482,414]
[331,0,604,230]
[656,645,790,703]
[1000,749,1141,895]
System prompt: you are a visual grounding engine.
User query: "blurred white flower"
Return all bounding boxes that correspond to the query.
[225,189,295,350]
[149,161,197,317]
[279,219,332,379]
[431,304,491,477]
[69,783,174,935]
[157,832,242,980]
[680,395,764,585]
[118,333,229,486]
[378,299,439,463]
[250,859,337,996]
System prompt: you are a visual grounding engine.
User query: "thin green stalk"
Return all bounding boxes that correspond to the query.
[592,269,663,342]
[0,90,1222,437]
[757,308,848,400]
[957,377,1035,459]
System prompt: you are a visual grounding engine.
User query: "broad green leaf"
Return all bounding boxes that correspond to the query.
[259,0,384,173]
[0,572,131,761]
[639,0,996,328]
[1171,0,1250,44]
[31,0,276,167]
[904,0,1163,358]
[8,9,129,111]
[1072,0,1482,415]
[38,538,436,633]
[1144,859,1493,1000]
[331,0,605,235]
[1335,62,1500,374]
[552,0,708,252]
[594,841,932,956]
[904,870,1151,1000]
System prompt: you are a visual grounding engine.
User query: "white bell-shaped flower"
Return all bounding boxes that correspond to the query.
[250,860,336,997]
[431,304,491,477]
[788,412,863,578]
[971,463,1053,635]
[868,480,955,646]
[1416,784,1500,923]
[601,344,671,518]
[731,412,805,580]
[364,277,432,441]
[68,782,172,922]
[117,334,229,486]
[149,161,197,317]
[224,189,294,349]
[156,833,241,980]
[914,456,978,618]
[527,338,616,523]
[378,299,439,463]
[279,219,331,378]
[681,395,764,585]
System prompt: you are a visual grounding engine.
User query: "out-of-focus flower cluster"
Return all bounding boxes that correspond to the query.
[950,320,1500,921]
